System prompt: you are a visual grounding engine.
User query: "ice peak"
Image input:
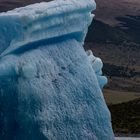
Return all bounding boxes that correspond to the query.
[0,0,96,57]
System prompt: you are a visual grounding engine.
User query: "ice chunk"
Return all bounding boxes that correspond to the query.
[0,0,114,140]
[86,50,107,89]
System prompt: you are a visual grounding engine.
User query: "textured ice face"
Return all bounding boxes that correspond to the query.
[0,0,114,140]
[86,50,108,89]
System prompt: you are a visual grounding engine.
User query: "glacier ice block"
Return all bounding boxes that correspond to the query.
[0,0,114,140]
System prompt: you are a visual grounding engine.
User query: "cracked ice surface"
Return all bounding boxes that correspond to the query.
[0,0,114,139]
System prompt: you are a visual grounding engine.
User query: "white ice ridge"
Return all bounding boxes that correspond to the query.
[0,0,96,57]
[86,50,108,89]
[0,0,115,140]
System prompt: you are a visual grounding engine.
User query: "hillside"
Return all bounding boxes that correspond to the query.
[0,0,51,12]
[86,17,140,44]
[109,98,140,135]
[95,0,140,26]
[85,19,132,44]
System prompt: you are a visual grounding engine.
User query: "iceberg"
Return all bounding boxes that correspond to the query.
[0,0,114,139]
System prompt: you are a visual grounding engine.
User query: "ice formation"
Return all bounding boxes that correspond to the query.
[0,0,114,139]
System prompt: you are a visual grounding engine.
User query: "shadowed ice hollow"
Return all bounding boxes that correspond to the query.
[0,0,114,139]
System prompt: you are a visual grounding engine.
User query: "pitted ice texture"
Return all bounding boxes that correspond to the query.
[0,0,114,140]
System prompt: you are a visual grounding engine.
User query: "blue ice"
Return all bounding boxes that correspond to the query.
[0,0,114,139]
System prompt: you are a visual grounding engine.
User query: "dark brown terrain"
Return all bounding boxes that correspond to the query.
[109,98,140,135]
[85,0,140,103]
[87,0,140,134]
[95,0,140,26]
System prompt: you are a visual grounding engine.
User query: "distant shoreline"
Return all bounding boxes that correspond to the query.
[115,133,140,138]
[115,137,140,140]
